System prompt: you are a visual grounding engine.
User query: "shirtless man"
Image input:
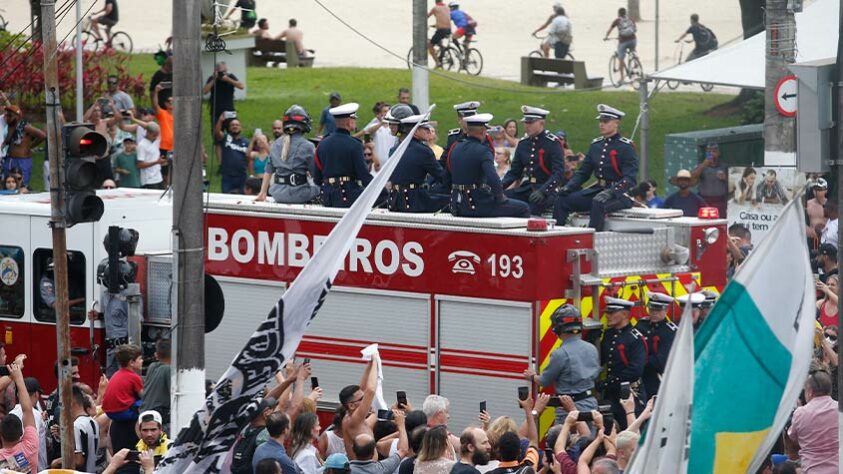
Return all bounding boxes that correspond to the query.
[277,19,306,56]
[808,178,829,241]
[427,0,451,67]
[340,355,379,459]
[2,105,46,188]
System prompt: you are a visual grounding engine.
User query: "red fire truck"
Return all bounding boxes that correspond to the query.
[0,190,727,433]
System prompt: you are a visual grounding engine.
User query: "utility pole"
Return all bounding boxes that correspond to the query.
[75,0,83,121]
[40,0,74,468]
[763,0,797,166]
[170,0,206,432]
[628,0,642,22]
[412,0,429,112]
[654,0,660,71]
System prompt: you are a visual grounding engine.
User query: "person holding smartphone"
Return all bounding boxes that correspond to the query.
[523,304,600,422]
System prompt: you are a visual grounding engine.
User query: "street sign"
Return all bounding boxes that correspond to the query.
[774,75,798,117]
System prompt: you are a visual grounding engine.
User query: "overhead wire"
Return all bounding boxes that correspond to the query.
[0,0,75,74]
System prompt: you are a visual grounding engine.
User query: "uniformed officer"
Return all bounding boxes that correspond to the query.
[255,105,320,204]
[448,114,531,218]
[313,103,373,207]
[523,304,600,422]
[677,292,706,331]
[599,296,647,429]
[445,101,481,152]
[501,106,566,216]
[699,290,718,323]
[641,292,677,397]
[387,115,448,213]
[385,104,415,139]
[554,104,639,231]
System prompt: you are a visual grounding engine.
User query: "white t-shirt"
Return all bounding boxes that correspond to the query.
[0,115,7,159]
[9,404,47,471]
[548,15,572,44]
[822,218,839,248]
[73,415,100,474]
[293,444,321,474]
[137,137,163,186]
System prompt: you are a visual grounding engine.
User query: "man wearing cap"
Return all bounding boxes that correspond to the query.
[690,143,728,216]
[554,104,638,231]
[638,293,676,397]
[501,106,566,216]
[523,304,600,421]
[816,243,839,284]
[313,103,373,208]
[664,169,707,217]
[324,453,352,474]
[677,292,706,331]
[387,115,448,213]
[136,410,171,468]
[808,178,829,243]
[446,101,482,152]
[318,92,342,137]
[448,113,530,218]
[599,296,647,429]
[2,105,45,188]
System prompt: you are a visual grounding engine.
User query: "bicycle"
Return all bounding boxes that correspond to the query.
[406,27,483,76]
[528,33,574,60]
[665,40,714,91]
[73,16,134,54]
[605,37,643,90]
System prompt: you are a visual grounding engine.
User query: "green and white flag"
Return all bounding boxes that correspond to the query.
[688,198,816,473]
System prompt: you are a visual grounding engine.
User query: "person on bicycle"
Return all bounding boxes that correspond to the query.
[448,1,477,57]
[427,0,452,67]
[89,0,119,42]
[604,7,636,80]
[675,14,718,61]
[532,3,572,59]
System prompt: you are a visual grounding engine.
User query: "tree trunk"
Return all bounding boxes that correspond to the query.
[628,0,642,22]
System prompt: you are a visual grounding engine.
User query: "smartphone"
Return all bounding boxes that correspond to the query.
[546,397,562,407]
[397,391,407,407]
[126,450,141,462]
[0,367,9,377]
[480,400,487,412]
[159,81,172,89]
[619,382,631,400]
[576,412,593,422]
[303,358,311,365]
[223,110,237,119]
[544,449,555,465]
[517,386,529,401]
[121,110,131,118]
[377,409,394,421]
[603,415,615,435]
[310,377,319,390]
[255,128,263,137]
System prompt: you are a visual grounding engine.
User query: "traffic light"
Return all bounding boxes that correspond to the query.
[61,123,107,226]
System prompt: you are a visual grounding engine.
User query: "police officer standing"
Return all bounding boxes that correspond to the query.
[388,114,448,213]
[640,292,676,397]
[554,104,638,230]
[255,105,320,204]
[449,114,530,218]
[599,296,647,429]
[523,304,600,422]
[502,106,566,216]
[313,103,373,207]
[677,292,706,331]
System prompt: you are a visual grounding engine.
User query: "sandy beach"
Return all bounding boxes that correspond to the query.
[4,0,744,82]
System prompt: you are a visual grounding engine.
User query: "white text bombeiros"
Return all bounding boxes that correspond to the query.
[207,227,425,277]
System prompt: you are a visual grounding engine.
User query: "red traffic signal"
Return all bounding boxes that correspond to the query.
[65,125,108,157]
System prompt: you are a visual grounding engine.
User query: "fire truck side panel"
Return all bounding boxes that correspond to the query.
[436,297,532,434]
[0,214,32,379]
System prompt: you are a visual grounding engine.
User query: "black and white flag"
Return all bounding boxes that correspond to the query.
[156,106,436,473]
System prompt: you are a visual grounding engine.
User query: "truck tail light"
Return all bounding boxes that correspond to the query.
[698,207,720,219]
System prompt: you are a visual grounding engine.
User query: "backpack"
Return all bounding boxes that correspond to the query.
[230,425,263,474]
[618,17,636,37]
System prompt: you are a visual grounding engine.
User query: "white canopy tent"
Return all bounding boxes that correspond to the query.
[648,0,839,89]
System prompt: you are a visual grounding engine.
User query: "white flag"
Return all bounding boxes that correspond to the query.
[156,107,436,473]
[626,290,695,474]
[361,343,388,411]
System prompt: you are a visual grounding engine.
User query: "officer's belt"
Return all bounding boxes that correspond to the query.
[596,179,618,187]
[559,389,596,402]
[453,184,488,191]
[392,183,422,191]
[105,336,129,350]
[325,176,355,185]
[274,173,308,186]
